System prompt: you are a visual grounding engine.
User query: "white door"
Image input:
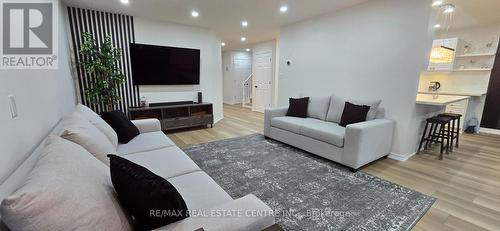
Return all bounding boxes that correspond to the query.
[252,51,273,112]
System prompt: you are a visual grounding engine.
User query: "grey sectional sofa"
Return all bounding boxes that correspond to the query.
[264,95,395,171]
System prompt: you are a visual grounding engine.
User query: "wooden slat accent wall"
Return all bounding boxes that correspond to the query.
[67,7,139,114]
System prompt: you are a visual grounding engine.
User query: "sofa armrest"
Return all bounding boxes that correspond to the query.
[264,107,288,136]
[131,119,162,133]
[343,119,394,169]
[155,194,275,231]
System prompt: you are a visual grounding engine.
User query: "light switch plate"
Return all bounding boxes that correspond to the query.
[8,95,17,118]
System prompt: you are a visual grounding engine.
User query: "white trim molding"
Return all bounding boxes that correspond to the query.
[388,152,416,161]
[479,127,500,135]
[223,101,239,105]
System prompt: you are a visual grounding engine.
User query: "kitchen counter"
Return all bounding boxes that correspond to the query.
[418,91,487,97]
[416,94,470,106]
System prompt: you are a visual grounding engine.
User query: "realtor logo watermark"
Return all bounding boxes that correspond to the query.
[1,0,58,69]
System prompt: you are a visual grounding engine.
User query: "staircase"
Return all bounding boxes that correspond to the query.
[242,73,253,108]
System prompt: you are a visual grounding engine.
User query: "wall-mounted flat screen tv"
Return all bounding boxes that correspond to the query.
[130,43,200,85]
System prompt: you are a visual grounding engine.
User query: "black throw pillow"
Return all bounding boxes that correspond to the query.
[108,154,189,230]
[286,97,309,118]
[339,102,371,127]
[101,110,140,143]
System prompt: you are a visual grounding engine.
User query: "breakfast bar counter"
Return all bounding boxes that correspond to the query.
[416,94,471,106]
[417,91,487,97]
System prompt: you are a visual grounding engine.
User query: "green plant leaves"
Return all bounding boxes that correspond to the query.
[79,32,125,111]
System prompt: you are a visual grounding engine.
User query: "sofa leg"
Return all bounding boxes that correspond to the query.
[349,167,358,173]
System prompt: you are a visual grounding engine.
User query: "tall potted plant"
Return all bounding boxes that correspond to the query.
[79,32,124,112]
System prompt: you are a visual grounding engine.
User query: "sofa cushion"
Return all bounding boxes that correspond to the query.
[122,146,201,179]
[117,131,176,155]
[168,171,233,211]
[101,110,140,144]
[307,96,331,120]
[59,112,116,165]
[286,97,309,118]
[326,95,381,123]
[159,194,275,231]
[0,136,132,231]
[299,121,346,147]
[270,117,324,133]
[339,102,371,127]
[76,104,119,148]
[108,155,189,230]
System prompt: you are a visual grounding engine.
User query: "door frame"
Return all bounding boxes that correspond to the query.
[252,50,274,112]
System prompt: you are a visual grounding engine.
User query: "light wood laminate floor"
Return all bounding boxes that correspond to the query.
[168,104,500,231]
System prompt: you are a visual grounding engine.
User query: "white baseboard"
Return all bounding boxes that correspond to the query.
[480,127,500,135]
[223,101,238,105]
[214,116,223,124]
[388,151,416,161]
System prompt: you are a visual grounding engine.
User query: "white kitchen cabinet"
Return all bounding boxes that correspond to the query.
[445,99,469,132]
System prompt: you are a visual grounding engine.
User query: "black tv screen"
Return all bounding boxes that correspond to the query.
[130,43,200,85]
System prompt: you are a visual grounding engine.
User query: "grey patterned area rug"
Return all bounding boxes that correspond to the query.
[182,134,435,231]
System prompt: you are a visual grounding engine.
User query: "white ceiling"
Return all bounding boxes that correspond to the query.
[436,0,500,30]
[63,0,369,50]
[63,0,500,50]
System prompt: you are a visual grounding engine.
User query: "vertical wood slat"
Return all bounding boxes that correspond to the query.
[67,7,138,114]
[130,17,140,106]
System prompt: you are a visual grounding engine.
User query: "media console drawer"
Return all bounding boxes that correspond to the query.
[129,102,214,131]
[162,118,191,129]
[191,115,213,126]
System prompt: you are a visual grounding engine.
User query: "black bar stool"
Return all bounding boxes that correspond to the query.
[438,113,462,151]
[417,116,453,160]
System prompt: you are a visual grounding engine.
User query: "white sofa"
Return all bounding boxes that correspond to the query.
[0,105,275,231]
[264,95,395,171]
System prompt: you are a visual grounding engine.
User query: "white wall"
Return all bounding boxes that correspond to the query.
[277,0,434,156]
[222,52,232,103]
[0,0,76,183]
[222,51,252,104]
[134,18,224,122]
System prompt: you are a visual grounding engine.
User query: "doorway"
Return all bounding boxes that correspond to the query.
[222,52,252,105]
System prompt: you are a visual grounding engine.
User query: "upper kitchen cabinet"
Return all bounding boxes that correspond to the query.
[427,37,498,72]
[453,37,498,72]
[428,38,458,71]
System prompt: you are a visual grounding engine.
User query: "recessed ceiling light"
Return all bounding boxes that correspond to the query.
[280,5,288,13]
[191,11,199,18]
[241,21,248,27]
[246,48,251,52]
[241,37,246,42]
[434,24,441,28]
[443,4,455,13]
[432,0,443,6]
[120,0,129,4]
[221,42,226,46]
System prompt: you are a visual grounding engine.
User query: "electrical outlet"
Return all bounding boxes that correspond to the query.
[8,95,17,118]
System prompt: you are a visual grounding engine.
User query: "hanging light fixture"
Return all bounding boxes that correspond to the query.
[432,0,443,7]
[429,46,455,63]
[442,4,455,13]
[434,3,455,31]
